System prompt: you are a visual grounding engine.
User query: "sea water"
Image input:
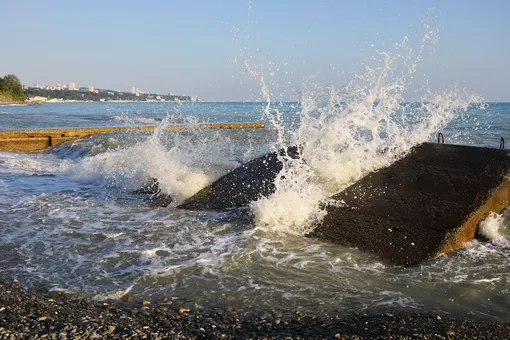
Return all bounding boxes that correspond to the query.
[1,31,510,320]
[1,100,509,321]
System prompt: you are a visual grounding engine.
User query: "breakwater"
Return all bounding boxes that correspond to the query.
[0,122,265,151]
[179,142,510,266]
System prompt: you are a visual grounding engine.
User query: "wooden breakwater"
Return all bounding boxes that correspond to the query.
[0,122,265,152]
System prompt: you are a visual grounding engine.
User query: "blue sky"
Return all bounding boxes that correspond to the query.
[1,0,509,101]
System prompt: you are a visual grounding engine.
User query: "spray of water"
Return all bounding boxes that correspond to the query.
[248,28,483,234]
[60,115,237,202]
[479,211,509,247]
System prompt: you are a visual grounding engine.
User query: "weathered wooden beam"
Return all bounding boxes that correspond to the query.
[0,122,265,152]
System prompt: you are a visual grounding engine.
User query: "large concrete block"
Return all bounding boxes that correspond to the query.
[177,142,509,266]
[177,146,300,210]
[308,143,510,266]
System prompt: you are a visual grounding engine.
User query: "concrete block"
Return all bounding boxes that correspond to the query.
[308,143,510,266]
[178,143,510,266]
[178,146,300,210]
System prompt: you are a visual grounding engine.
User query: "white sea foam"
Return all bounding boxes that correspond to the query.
[479,212,509,247]
[249,29,482,235]
[60,116,238,202]
[1,152,61,173]
[92,285,135,301]
[61,140,211,201]
[114,115,161,125]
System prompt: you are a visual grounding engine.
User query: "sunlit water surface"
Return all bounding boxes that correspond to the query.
[0,101,509,321]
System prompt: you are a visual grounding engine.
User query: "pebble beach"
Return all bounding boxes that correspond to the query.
[1,276,510,339]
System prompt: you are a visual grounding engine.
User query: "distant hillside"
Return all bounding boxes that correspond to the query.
[25,88,195,102]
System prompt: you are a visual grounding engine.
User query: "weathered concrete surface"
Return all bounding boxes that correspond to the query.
[0,122,265,152]
[177,146,300,210]
[0,136,78,152]
[308,143,510,266]
[177,142,510,266]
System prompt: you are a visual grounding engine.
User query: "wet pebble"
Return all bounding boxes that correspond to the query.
[1,275,510,339]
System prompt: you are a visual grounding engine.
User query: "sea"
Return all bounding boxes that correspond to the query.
[0,98,509,321]
[1,43,510,321]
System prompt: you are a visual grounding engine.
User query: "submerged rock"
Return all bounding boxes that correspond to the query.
[308,143,510,266]
[133,178,173,207]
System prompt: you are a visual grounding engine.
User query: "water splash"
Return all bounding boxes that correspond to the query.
[249,30,482,234]
[60,115,237,202]
[479,211,509,247]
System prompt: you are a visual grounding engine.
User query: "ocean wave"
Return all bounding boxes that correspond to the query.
[249,32,481,235]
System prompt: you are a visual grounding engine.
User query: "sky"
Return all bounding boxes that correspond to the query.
[1,0,509,101]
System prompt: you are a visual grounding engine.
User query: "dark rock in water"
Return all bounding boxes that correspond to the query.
[133,178,161,195]
[307,143,510,266]
[30,173,56,177]
[146,191,174,208]
[177,146,301,210]
[133,178,173,207]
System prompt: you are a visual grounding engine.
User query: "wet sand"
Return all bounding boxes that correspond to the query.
[1,276,510,339]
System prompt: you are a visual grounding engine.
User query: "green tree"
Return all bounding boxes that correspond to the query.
[0,74,24,100]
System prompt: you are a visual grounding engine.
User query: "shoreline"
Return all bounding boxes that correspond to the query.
[0,101,25,106]
[2,276,510,339]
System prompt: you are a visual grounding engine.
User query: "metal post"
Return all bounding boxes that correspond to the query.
[437,133,444,144]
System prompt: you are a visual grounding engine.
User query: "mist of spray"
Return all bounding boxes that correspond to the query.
[247,28,483,234]
[61,114,238,202]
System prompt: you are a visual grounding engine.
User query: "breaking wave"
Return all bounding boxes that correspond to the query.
[60,117,241,202]
[249,30,482,234]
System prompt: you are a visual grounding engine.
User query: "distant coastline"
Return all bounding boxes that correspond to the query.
[23,87,202,104]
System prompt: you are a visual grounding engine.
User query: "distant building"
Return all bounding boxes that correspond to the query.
[22,85,28,90]
[88,86,94,92]
[68,82,76,91]
[79,87,88,92]
[34,84,42,89]
[131,87,141,96]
